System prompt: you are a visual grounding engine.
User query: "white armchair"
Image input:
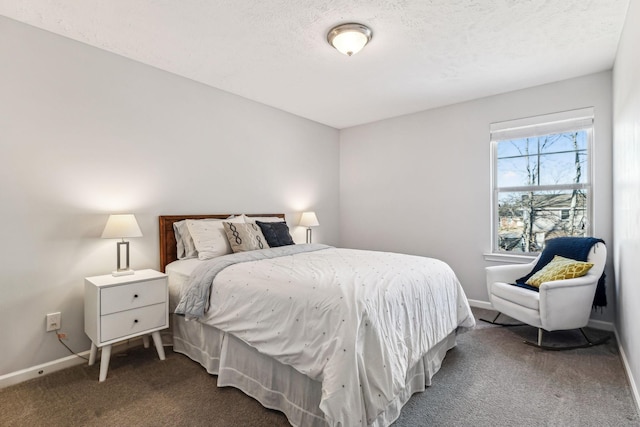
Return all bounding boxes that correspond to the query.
[485,240,608,349]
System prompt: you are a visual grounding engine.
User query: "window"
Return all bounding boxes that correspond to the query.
[491,108,593,254]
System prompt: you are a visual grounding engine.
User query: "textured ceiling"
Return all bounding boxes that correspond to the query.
[0,1,630,129]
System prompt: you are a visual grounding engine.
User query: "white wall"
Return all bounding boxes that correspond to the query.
[612,0,640,409]
[0,17,340,376]
[340,72,614,321]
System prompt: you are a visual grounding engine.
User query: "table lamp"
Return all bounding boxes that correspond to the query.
[101,214,143,276]
[299,211,320,244]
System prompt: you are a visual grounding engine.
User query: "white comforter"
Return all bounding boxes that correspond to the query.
[195,246,475,426]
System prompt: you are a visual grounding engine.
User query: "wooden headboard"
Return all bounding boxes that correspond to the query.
[159,214,285,272]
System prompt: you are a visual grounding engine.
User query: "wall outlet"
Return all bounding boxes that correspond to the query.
[46,312,61,332]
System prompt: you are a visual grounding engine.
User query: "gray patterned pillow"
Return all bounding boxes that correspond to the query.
[223,222,270,253]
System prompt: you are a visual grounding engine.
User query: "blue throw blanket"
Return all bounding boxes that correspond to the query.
[515,237,607,309]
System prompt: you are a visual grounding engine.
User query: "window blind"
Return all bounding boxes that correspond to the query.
[490,107,594,141]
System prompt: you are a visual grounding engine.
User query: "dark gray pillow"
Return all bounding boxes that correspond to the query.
[256,221,295,247]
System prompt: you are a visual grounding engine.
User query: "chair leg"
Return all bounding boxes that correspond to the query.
[538,328,543,346]
[524,327,611,351]
[479,311,526,327]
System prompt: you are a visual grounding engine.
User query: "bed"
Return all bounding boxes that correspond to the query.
[159,214,475,427]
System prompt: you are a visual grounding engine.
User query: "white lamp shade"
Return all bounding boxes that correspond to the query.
[101,214,143,239]
[299,212,320,227]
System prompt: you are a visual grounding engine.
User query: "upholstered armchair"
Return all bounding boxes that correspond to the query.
[485,238,608,349]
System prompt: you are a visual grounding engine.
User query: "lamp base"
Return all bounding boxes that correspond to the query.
[112,269,135,277]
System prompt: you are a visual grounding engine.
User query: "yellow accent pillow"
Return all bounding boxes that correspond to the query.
[525,255,594,288]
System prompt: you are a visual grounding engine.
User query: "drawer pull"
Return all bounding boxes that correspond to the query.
[134,294,139,298]
[134,319,139,324]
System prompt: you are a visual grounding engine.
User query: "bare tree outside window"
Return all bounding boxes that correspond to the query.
[494,130,590,253]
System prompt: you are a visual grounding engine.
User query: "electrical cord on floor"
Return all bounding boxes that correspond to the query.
[56,331,89,361]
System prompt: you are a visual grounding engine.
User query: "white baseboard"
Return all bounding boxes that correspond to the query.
[467,299,493,310]
[615,328,640,416]
[0,351,90,389]
[587,318,615,331]
[0,338,144,390]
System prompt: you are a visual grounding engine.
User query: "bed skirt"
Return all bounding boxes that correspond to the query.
[172,314,457,427]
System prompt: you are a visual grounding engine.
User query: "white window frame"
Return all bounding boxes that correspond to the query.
[490,107,594,256]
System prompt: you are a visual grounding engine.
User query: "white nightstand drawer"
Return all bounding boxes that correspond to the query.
[101,278,166,315]
[100,303,167,342]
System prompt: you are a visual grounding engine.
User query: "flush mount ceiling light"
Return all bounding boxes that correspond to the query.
[327,23,372,56]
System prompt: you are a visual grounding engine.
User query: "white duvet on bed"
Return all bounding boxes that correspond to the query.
[186,246,475,427]
[166,258,202,312]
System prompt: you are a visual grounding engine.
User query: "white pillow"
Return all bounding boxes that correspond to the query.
[243,215,285,223]
[186,217,245,260]
[174,219,224,259]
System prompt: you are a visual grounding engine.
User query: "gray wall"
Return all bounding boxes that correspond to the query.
[339,71,614,320]
[0,17,340,376]
[613,0,640,409]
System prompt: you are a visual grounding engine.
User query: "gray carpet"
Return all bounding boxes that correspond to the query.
[1,308,638,426]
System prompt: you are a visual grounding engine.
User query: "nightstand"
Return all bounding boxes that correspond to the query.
[84,269,168,382]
